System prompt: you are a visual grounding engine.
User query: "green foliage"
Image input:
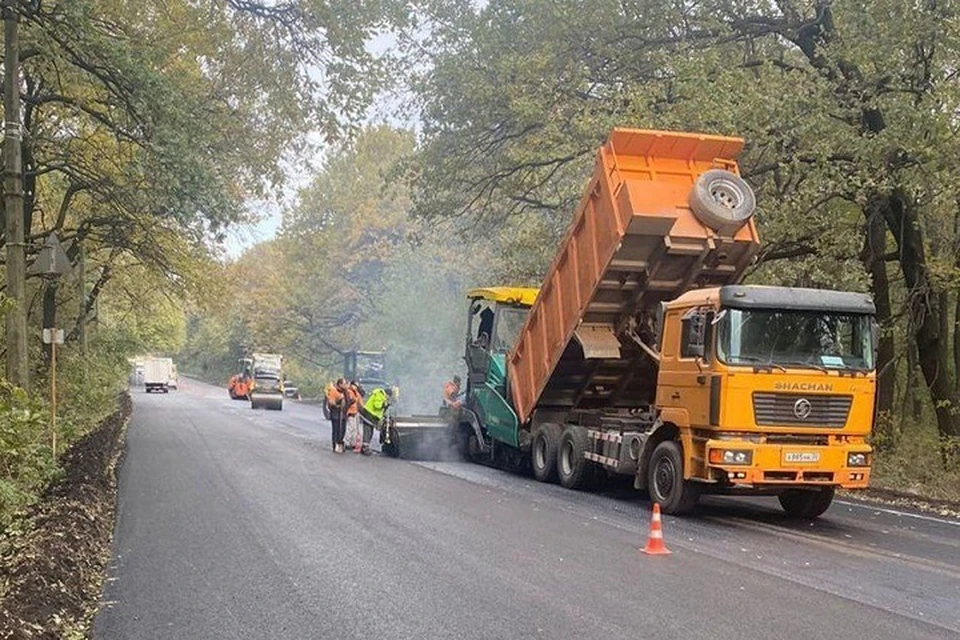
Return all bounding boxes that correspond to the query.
[0,341,128,531]
[181,125,502,410]
[401,0,960,466]
[0,384,56,529]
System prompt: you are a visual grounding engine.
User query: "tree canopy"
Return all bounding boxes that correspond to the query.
[404,0,960,445]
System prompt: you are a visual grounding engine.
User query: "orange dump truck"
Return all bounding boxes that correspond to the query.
[452,129,876,517]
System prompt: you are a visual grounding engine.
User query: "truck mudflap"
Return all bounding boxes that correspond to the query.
[386,415,456,459]
[704,439,871,489]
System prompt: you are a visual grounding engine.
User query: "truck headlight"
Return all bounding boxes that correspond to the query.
[847,452,869,467]
[710,449,752,465]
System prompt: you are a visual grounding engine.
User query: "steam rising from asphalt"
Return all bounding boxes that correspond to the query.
[363,236,473,461]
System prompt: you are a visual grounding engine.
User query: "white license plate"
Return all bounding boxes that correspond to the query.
[784,451,820,464]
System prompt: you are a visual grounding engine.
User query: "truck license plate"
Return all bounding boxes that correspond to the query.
[784,451,820,464]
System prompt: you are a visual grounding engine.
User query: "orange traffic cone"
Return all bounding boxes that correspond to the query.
[641,503,672,555]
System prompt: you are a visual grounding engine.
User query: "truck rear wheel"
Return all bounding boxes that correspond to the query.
[648,441,700,515]
[557,426,596,490]
[778,487,835,519]
[532,424,561,483]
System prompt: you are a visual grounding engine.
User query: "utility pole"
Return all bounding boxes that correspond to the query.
[3,0,27,389]
[78,242,87,379]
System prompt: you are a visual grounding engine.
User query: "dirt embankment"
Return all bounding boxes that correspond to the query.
[0,393,132,639]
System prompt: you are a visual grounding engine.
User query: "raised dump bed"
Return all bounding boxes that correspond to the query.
[508,129,761,424]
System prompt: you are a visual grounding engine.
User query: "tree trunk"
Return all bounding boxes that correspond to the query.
[954,290,960,393]
[860,210,895,412]
[860,208,895,447]
[877,190,960,440]
[906,339,923,421]
[954,209,960,393]
[4,1,29,389]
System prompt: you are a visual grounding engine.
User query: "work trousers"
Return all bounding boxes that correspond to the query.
[359,406,381,445]
[330,414,346,449]
[344,415,361,448]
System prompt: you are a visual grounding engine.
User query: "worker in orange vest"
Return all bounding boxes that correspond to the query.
[346,381,365,452]
[326,378,352,453]
[443,375,463,409]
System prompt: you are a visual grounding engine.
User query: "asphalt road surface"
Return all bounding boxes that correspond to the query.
[94,379,960,639]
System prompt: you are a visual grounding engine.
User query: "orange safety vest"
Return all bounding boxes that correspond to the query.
[347,387,361,416]
[326,384,344,408]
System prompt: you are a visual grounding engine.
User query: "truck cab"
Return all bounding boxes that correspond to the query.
[343,350,396,396]
[249,353,284,410]
[463,288,538,450]
[228,357,253,400]
[653,285,875,514]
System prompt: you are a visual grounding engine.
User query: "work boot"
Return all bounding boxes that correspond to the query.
[361,445,371,456]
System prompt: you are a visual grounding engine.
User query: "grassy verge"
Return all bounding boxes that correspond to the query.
[0,392,131,638]
[0,343,128,531]
[870,437,960,505]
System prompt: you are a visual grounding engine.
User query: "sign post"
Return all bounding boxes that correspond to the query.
[31,234,71,460]
[42,328,64,458]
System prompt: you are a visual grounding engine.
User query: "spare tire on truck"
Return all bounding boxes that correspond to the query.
[689,169,756,235]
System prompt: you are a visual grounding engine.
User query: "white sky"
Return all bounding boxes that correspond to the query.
[222,29,415,259]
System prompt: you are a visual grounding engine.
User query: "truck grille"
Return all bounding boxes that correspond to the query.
[752,392,852,428]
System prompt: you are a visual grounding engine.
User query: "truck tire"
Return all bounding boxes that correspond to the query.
[648,440,700,515]
[557,426,596,490]
[689,169,755,233]
[382,427,401,458]
[532,423,562,483]
[778,487,835,519]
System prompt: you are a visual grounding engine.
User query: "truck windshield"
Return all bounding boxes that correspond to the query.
[717,308,874,371]
[356,354,385,378]
[494,306,529,352]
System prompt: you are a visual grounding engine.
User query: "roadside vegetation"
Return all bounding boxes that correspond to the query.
[0,0,401,528]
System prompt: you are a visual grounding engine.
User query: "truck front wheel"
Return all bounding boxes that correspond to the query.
[778,487,835,519]
[532,424,561,483]
[648,441,700,515]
